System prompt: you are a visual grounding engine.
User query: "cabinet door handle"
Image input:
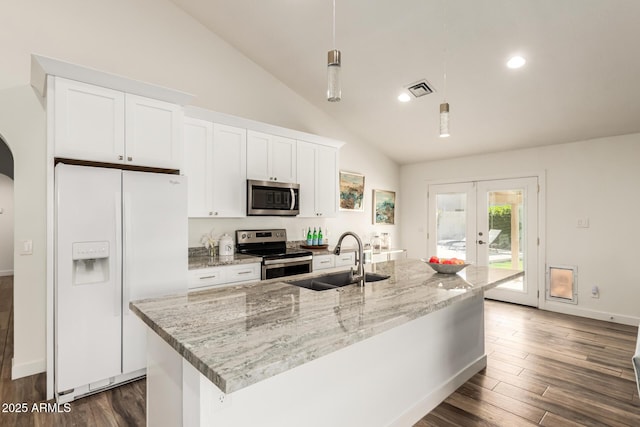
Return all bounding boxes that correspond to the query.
[118,155,124,160]
[127,156,133,161]
[209,212,213,216]
[200,275,218,280]
[320,260,331,264]
[214,212,219,216]
[237,270,252,275]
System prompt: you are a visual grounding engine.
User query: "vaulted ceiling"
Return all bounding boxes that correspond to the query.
[169,0,640,165]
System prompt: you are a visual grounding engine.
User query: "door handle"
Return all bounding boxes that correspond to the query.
[478,240,486,245]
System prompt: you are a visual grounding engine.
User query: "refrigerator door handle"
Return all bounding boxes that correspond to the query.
[122,192,132,316]
[115,192,123,317]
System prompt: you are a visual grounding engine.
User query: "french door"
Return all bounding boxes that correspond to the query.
[427,177,539,307]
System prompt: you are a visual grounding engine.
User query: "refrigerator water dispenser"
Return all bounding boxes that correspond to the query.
[72,241,110,285]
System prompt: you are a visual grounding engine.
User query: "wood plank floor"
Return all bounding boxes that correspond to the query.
[1,275,638,426]
[0,276,145,427]
[416,300,640,427]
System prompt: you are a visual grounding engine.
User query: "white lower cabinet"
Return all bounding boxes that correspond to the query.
[334,252,356,268]
[313,254,335,271]
[188,263,260,290]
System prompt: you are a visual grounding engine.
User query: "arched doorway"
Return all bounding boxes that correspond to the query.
[0,136,14,390]
[0,137,13,276]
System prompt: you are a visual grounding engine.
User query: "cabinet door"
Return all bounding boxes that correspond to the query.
[54,77,125,163]
[313,254,335,271]
[183,118,214,217]
[334,252,356,268]
[188,267,225,290]
[270,135,297,183]
[296,141,338,218]
[247,131,296,182]
[315,145,338,217]
[212,124,247,217]
[125,94,182,169]
[225,263,261,283]
[296,141,316,217]
[246,130,271,180]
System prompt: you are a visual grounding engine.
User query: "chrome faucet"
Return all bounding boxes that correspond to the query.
[333,231,365,287]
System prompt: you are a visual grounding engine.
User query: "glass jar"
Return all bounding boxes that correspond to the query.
[371,234,382,254]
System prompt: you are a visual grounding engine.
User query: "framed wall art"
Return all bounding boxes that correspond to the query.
[339,171,365,211]
[373,189,395,225]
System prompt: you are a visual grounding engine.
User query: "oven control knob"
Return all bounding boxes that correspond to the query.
[247,233,252,238]
[241,233,247,239]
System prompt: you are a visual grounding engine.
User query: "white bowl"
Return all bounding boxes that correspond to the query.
[421,259,470,274]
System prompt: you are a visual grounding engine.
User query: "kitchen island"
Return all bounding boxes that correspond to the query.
[131,258,522,427]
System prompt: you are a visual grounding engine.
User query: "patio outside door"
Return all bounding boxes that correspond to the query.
[428,177,539,307]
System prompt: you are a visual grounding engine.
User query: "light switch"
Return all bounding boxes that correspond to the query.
[20,240,33,255]
[576,217,590,228]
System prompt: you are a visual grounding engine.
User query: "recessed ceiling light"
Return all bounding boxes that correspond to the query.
[507,56,526,69]
[397,93,411,102]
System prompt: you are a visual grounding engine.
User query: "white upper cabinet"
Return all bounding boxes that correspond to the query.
[247,130,296,183]
[183,118,246,218]
[297,141,338,218]
[53,77,182,169]
[211,123,247,217]
[183,118,213,217]
[125,94,182,169]
[54,77,125,163]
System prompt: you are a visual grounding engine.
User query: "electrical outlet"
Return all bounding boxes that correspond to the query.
[213,392,232,410]
[591,285,599,298]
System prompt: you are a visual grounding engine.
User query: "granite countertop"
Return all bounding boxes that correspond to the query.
[188,253,261,270]
[130,258,523,394]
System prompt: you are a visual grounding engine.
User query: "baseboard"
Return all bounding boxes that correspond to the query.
[12,357,46,379]
[0,269,14,277]
[389,354,487,427]
[541,301,640,326]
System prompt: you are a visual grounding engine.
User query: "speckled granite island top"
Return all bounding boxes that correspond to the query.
[130,258,523,394]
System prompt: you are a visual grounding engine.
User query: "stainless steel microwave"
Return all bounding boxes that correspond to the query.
[247,180,299,216]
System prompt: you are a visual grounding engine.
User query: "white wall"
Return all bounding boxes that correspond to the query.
[0,86,46,377]
[400,133,640,324]
[0,174,14,275]
[0,0,399,376]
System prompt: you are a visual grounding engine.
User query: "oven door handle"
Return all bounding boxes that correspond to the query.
[264,255,313,266]
[290,188,296,211]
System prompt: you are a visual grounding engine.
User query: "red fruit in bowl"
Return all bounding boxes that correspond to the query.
[428,256,439,263]
[442,259,454,265]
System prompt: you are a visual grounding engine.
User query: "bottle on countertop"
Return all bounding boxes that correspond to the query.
[318,227,323,245]
[312,227,318,246]
[306,227,313,246]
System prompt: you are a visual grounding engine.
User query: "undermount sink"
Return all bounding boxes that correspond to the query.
[287,270,390,291]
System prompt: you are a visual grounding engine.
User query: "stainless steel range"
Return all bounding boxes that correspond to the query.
[235,229,313,280]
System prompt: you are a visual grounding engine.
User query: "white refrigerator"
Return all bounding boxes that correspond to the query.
[55,163,187,401]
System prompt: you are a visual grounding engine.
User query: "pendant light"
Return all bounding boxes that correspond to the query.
[327,0,341,102]
[439,102,450,137]
[439,0,450,137]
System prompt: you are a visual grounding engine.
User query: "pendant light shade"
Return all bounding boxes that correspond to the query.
[439,102,450,138]
[327,49,342,102]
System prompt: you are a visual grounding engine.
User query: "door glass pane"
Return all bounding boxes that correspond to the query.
[487,190,524,291]
[436,193,468,261]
